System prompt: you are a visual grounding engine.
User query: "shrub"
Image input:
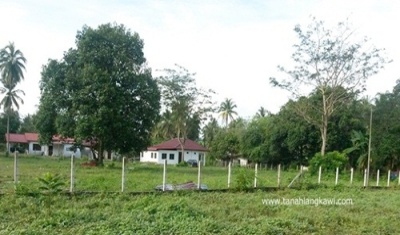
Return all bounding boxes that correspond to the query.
[37,172,65,194]
[235,168,253,191]
[309,151,348,174]
[176,161,188,167]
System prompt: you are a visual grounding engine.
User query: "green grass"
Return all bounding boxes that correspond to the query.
[1,155,305,193]
[1,155,400,234]
[0,188,399,234]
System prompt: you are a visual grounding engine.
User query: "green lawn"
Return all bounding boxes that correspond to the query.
[0,155,302,193]
[1,188,399,234]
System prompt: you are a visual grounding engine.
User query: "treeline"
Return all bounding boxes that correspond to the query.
[198,81,400,172]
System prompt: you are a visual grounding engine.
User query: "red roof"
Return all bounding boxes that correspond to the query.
[5,133,30,143]
[5,133,75,144]
[148,138,207,151]
[25,133,39,142]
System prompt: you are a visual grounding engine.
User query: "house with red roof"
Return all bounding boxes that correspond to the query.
[5,133,43,155]
[5,133,81,157]
[140,138,207,165]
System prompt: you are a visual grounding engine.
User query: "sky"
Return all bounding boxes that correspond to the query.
[0,0,399,120]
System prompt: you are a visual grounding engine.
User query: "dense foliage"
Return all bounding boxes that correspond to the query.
[36,23,160,164]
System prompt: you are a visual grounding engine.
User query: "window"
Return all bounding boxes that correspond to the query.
[162,153,167,160]
[169,153,175,160]
[33,144,41,151]
[194,152,197,155]
[154,153,157,159]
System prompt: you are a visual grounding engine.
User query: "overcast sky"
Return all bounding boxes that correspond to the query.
[1,0,399,119]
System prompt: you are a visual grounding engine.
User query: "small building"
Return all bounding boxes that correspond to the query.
[6,133,81,157]
[6,133,43,155]
[140,138,207,165]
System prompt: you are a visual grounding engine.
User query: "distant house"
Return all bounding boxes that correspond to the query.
[6,133,43,155]
[140,138,207,165]
[5,133,81,157]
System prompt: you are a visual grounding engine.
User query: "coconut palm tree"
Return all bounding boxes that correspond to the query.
[0,83,25,151]
[255,106,267,118]
[0,42,26,152]
[0,42,26,85]
[219,98,238,127]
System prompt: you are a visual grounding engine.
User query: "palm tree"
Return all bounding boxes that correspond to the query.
[0,42,26,152]
[256,106,267,118]
[0,83,25,152]
[219,98,238,127]
[0,42,26,85]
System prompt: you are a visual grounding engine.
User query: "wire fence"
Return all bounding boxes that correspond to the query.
[1,153,399,194]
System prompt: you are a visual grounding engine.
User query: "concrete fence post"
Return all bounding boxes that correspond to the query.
[228,161,231,188]
[376,169,380,187]
[70,154,75,193]
[277,164,281,187]
[318,166,322,184]
[121,157,126,192]
[14,151,18,184]
[350,168,354,185]
[254,163,258,188]
[197,160,202,190]
[162,159,167,191]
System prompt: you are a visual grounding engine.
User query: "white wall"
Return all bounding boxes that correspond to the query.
[28,142,44,155]
[140,150,206,165]
[43,143,81,157]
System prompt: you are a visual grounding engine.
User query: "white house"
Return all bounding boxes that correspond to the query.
[6,133,81,157]
[141,138,207,165]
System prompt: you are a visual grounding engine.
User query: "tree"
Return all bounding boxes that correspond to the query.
[19,114,37,133]
[344,130,369,169]
[202,117,220,149]
[255,107,269,118]
[0,42,26,152]
[270,17,389,156]
[241,117,271,163]
[0,42,26,85]
[219,98,237,127]
[37,23,160,165]
[372,80,400,170]
[157,65,215,162]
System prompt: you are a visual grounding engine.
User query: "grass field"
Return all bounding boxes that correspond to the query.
[1,155,400,234]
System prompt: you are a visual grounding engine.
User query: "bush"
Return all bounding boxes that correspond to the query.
[309,151,348,174]
[235,168,253,191]
[176,161,188,167]
[37,172,65,194]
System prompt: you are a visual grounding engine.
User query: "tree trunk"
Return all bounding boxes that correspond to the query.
[320,123,327,156]
[107,150,112,160]
[97,140,104,166]
[321,93,328,156]
[6,113,10,153]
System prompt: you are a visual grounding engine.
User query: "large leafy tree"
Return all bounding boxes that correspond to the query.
[157,65,215,161]
[241,117,271,163]
[19,114,37,133]
[219,98,237,127]
[0,42,26,151]
[270,17,389,156]
[372,80,400,170]
[37,23,160,165]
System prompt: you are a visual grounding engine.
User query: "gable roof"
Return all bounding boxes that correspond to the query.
[148,138,207,152]
[6,133,39,143]
[5,133,76,144]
